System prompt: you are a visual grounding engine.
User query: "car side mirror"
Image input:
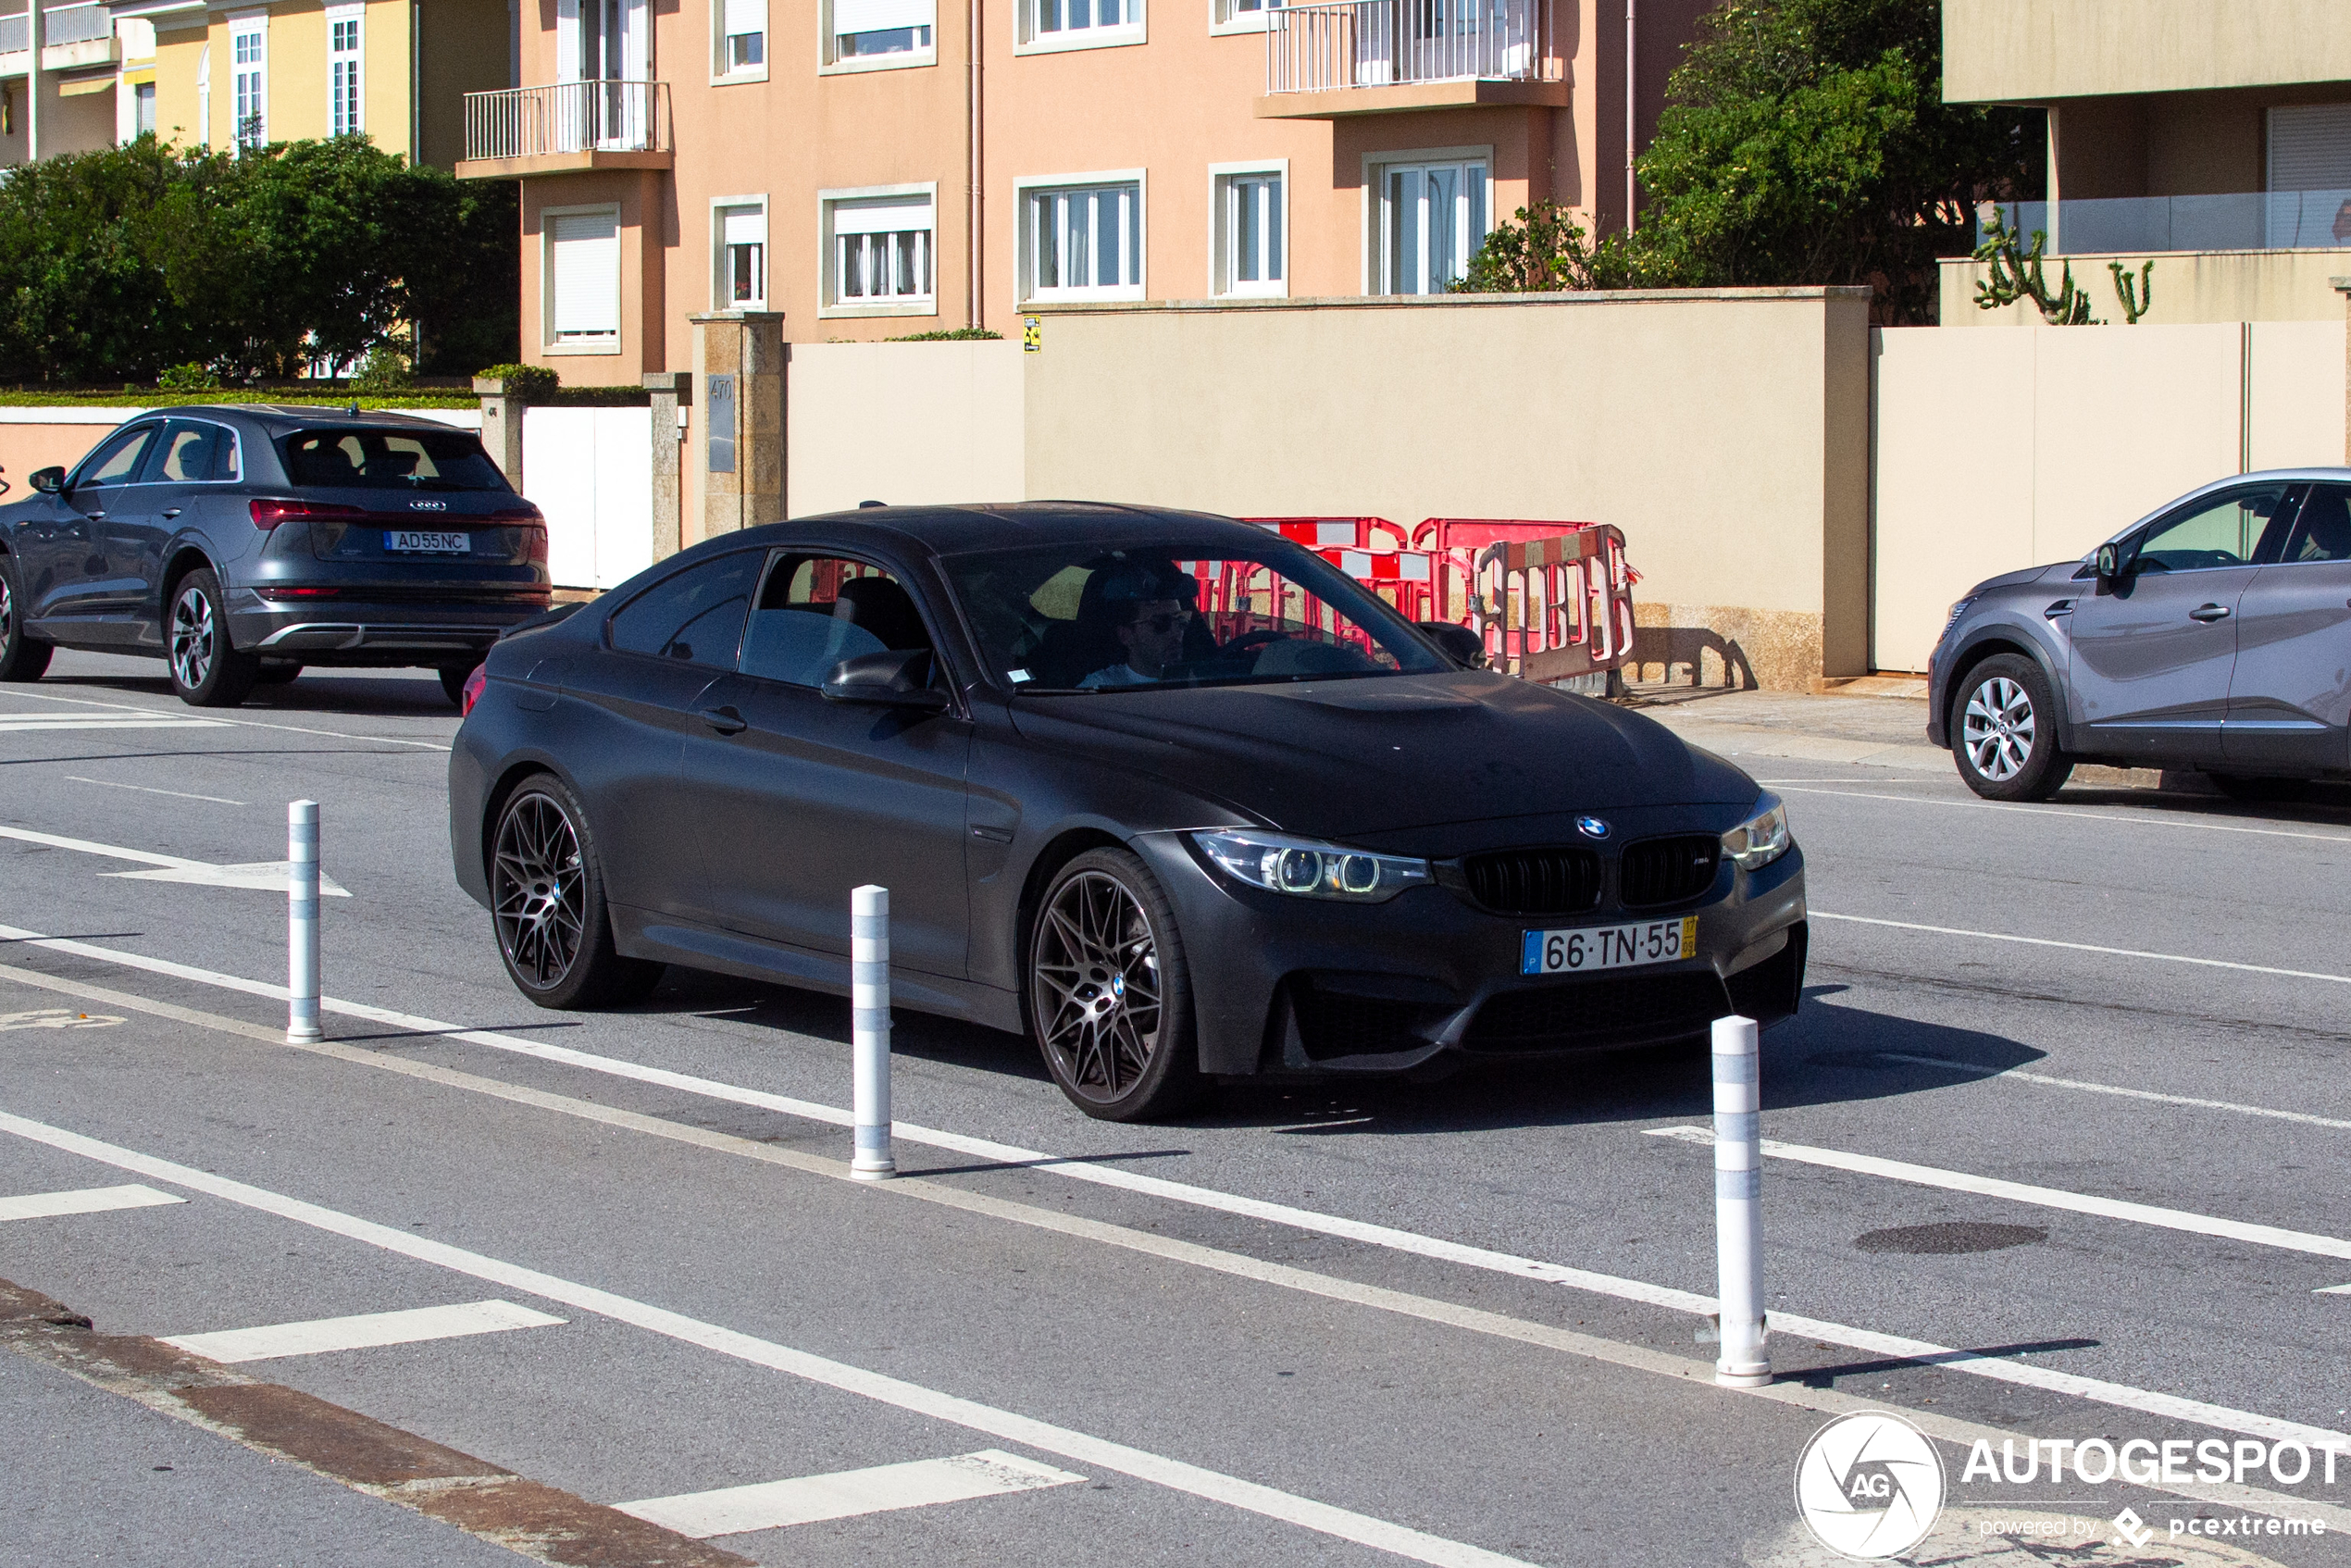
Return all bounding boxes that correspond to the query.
[822,647,949,712]
[1416,621,1487,669]
[30,467,64,494]
[2094,542,2124,582]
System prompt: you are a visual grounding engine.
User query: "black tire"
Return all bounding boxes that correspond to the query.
[1951,653,2073,802]
[1027,846,1204,1122]
[255,662,302,686]
[490,772,664,1010]
[0,554,53,682]
[166,568,259,708]
[439,663,477,707]
[2209,773,2311,803]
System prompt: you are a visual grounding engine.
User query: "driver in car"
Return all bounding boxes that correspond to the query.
[1080,566,1198,689]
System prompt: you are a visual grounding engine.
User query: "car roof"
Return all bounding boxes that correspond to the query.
[740,501,1275,556]
[143,404,471,435]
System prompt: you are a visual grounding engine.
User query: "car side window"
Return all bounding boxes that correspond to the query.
[607,551,762,668]
[739,554,931,687]
[2132,484,2295,573]
[74,426,159,490]
[154,421,222,484]
[211,429,242,481]
[2276,483,2351,565]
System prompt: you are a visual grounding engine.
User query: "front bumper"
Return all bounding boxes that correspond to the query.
[230,589,549,666]
[1132,830,1808,1078]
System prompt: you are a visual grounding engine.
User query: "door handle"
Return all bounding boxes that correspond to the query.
[81,511,105,522]
[2189,604,2231,622]
[699,704,747,735]
[160,508,181,518]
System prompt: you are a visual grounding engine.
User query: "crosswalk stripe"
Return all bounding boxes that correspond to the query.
[0,716,229,730]
[0,1182,184,1222]
[162,1299,566,1363]
[616,1450,1088,1537]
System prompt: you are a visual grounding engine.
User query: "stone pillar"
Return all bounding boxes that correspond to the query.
[689,311,787,544]
[642,370,691,564]
[473,374,528,486]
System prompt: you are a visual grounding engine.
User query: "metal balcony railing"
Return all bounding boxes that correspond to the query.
[1266,0,1550,94]
[464,80,670,162]
[0,2,114,53]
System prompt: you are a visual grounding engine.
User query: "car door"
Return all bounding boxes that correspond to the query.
[24,423,159,631]
[2223,480,2351,773]
[2063,481,2296,765]
[101,418,217,627]
[678,550,973,978]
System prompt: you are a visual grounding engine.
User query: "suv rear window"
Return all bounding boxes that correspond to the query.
[279,428,511,492]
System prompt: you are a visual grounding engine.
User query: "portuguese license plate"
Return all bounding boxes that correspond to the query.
[386,530,469,554]
[1522,915,1698,977]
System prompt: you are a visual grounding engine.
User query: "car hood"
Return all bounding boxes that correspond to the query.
[1006,670,1759,838]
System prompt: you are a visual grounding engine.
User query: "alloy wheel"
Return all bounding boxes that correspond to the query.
[1961,675,2035,782]
[1033,870,1164,1103]
[169,583,216,690]
[492,791,588,989]
[0,574,13,650]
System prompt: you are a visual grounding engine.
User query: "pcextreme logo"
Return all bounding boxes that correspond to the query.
[1794,1411,1947,1560]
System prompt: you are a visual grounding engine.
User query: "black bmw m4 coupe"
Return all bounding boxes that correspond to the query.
[450,504,1806,1120]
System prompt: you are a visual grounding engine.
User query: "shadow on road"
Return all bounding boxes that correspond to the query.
[33,669,459,719]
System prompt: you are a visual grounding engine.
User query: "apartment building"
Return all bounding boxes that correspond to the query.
[457,0,1709,379]
[1945,0,2351,323]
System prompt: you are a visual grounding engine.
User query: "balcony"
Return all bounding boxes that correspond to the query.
[1983,193,2351,256]
[0,2,118,75]
[455,81,673,180]
[1259,0,1564,119]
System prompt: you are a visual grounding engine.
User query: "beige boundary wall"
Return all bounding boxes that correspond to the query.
[784,342,1026,520]
[1871,319,2349,672]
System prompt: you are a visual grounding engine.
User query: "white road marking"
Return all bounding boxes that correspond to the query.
[0,1007,123,1030]
[1646,1125,2351,1261]
[0,688,453,751]
[1816,911,2351,986]
[4,929,2347,1456]
[0,1182,183,1222]
[617,1450,1087,1537]
[1879,1052,2351,1132]
[163,1299,566,1363]
[64,777,246,805]
[0,1107,1536,1568]
[8,957,2351,1497]
[0,715,227,731]
[0,824,348,895]
[1777,784,2351,845]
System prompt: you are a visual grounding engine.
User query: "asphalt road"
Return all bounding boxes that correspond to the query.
[4,649,2350,1568]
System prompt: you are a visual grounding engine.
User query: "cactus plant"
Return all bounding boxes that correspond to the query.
[1972,208,2096,326]
[2108,259,2155,325]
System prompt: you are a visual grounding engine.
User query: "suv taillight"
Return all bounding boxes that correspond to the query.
[251,498,363,529]
[460,665,489,717]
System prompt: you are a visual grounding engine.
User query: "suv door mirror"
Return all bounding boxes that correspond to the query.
[30,467,64,494]
[821,647,949,712]
[2094,541,2122,581]
[1416,621,1487,669]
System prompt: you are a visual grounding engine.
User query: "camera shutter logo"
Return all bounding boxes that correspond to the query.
[1793,1411,1946,1560]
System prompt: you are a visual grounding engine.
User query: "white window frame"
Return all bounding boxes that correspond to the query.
[1014,0,1143,56]
[195,41,210,148]
[1362,143,1491,296]
[541,201,624,355]
[228,12,267,148]
[820,0,936,72]
[712,0,768,82]
[326,3,363,137]
[1207,0,1273,36]
[1015,169,1147,304]
[818,181,940,318]
[1208,158,1287,298]
[711,193,769,310]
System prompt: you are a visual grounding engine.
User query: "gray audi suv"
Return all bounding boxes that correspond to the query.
[1929,468,2351,801]
[0,405,551,707]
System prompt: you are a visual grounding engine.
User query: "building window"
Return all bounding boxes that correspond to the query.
[824,189,936,314]
[230,20,266,147]
[1213,166,1284,296]
[715,0,765,76]
[327,6,362,136]
[714,200,766,308]
[133,81,156,136]
[1020,0,1138,48]
[1376,157,1486,294]
[827,0,933,63]
[1211,0,1273,31]
[1022,178,1142,300]
[546,206,622,350]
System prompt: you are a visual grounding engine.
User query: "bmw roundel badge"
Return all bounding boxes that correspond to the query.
[1575,816,1611,840]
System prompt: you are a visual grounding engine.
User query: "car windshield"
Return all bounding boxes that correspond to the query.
[278,429,512,492]
[944,541,1448,692]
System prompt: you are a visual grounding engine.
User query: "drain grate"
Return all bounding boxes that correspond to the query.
[1854,1221,2047,1255]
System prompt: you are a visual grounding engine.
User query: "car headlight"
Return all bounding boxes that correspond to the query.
[1940,597,1975,640]
[1720,794,1790,873]
[1191,830,1432,902]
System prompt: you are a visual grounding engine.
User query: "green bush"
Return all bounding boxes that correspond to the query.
[350,346,414,392]
[883,327,1003,342]
[473,362,558,400]
[155,361,220,392]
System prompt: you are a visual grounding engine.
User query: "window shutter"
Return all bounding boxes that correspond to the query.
[722,206,766,247]
[723,0,764,34]
[2270,106,2351,193]
[550,210,621,339]
[832,0,932,34]
[832,195,932,235]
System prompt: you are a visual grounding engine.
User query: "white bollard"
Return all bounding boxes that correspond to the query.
[286,801,321,1045]
[850,884,895,1180]
[1712,1013,1770,1387]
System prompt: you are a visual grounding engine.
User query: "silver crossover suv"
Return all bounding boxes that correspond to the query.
[1927,469,2351,801]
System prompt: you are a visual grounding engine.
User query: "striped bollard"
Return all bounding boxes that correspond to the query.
[286,801,322,1045]
[850,884,895,1180]
[1712,1013,1770,1387]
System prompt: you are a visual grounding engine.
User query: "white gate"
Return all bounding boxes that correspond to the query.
[521,405,653,591]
